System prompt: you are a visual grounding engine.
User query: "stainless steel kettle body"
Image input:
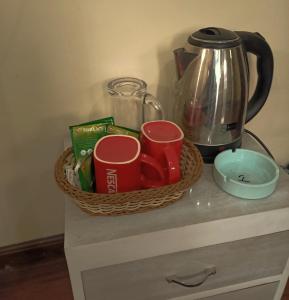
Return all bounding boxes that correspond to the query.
[173,27,274,163]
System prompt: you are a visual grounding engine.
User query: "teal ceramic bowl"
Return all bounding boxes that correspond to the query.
[213,149,279,199]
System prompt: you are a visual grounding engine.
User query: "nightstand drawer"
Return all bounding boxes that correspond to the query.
[82,231,289,300]
[200,282,278,300]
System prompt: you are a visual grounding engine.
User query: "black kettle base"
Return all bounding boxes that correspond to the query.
[195,139,242,164]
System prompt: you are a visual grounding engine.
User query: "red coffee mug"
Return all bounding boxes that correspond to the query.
[140,120,184,185]
[93,135,165,193]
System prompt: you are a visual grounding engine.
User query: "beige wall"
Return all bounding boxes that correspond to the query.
[0,0,288,247]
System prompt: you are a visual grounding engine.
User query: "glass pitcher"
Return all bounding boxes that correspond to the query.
[106,77,163,130]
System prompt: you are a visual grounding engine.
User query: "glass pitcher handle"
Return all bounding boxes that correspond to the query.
[143,93,164,121]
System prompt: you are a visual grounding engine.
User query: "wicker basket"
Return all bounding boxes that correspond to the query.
[54,139,203,216]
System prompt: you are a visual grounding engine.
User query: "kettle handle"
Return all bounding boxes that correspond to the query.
[235,31,274,123]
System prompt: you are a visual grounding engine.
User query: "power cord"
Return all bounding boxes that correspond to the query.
[244,129,289,176]
[244,128,275,160]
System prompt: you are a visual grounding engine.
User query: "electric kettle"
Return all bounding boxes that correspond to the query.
[173,27,274,163]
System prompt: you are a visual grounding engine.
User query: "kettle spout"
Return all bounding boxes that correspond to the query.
[173,48,196,80]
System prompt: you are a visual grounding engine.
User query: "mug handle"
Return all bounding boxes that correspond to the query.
[140,153,166,188]
[163,146,181,184]
[143,93,164,121]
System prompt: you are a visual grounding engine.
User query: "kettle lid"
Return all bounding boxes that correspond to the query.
[188,27,240,49]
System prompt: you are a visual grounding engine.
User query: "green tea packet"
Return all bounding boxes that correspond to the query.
[70,116,114,129]
[107,124,140,139]
[63,151,80,188]
[69,117,114,192]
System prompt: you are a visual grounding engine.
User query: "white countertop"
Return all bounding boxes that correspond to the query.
[64,133,289,250]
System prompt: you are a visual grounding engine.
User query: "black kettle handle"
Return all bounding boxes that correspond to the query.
[235,31,274,123]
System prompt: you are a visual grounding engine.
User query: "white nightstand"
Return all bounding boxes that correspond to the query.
[64,133,289,300]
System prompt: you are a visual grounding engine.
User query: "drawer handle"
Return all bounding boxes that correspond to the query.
[166,265,216,287]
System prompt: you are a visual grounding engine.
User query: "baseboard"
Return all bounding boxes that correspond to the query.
[0,234,64,257]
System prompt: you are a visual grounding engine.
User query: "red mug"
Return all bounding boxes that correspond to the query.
[93,135,165,193]
[140,120,184,185]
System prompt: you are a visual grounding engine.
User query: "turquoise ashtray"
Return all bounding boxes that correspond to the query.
[213,149,279,199]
